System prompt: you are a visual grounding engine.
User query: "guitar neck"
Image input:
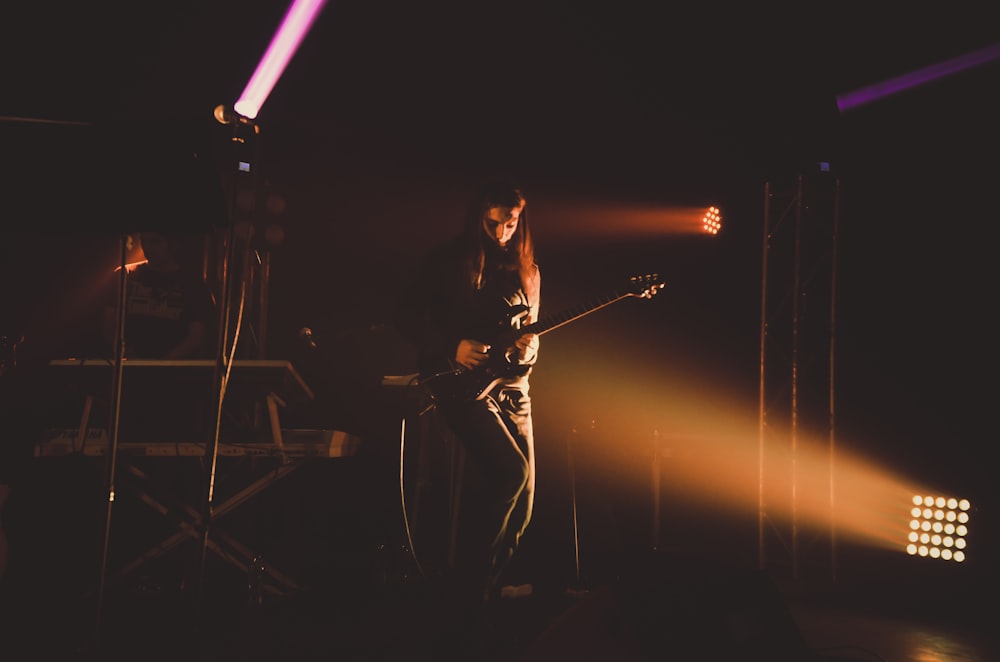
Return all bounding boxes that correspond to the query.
[525,289,636,337]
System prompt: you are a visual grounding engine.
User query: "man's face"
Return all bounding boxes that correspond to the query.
[138,233,171,264]
[483,204,523,248]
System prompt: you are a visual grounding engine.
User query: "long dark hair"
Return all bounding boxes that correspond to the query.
[461,179,539,306]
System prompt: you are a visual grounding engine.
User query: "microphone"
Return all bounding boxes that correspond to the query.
[298,327,318,349]
[298,323,385,350]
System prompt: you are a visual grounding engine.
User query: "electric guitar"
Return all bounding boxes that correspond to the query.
[420,273,665,405]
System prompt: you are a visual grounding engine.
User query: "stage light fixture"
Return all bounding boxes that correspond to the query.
[702,206,721,235]
[906,494,971,562]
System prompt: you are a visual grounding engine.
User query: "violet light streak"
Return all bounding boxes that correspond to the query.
[836,42,1000,112]
[234,0,328,120]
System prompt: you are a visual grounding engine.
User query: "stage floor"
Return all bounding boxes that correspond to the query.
[1,542,994,662]
[0,453,993,661]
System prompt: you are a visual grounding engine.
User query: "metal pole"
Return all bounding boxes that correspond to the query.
[758,182,771,570]
[651,428,661,551]
[94,234,129,648]
[196,116,257,623]
[257,248,271,359]
[566,424,586,596]
[828,177,841,583]
[791,175,804,582]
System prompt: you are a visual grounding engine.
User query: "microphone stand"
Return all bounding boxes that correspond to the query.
[93,233,131,650]
[193,108,259,629]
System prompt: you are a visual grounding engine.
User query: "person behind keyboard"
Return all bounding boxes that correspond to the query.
[102,232,216,360]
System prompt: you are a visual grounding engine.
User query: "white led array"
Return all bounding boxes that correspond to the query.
[906,495,970,562]
[702,207,722,235]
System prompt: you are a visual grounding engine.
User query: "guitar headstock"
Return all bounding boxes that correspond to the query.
[627,273,665,299]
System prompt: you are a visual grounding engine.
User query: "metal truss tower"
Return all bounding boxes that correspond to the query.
[758,165,841,584]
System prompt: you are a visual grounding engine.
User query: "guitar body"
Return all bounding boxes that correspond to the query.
[423,353,531,405]
[419,273,664,406]
[422,306,532,405]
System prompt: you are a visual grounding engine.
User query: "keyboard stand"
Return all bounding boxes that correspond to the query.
[41,358,318,597]
[111,460,304,594]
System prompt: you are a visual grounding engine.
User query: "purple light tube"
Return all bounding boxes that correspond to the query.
[233,0,328,120]
[836,42,1000,112]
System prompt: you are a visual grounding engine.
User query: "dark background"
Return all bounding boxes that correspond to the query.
[2,1,997,587]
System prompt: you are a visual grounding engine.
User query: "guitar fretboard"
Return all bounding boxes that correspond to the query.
[524,274,663,336]
[526,288,637,337]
